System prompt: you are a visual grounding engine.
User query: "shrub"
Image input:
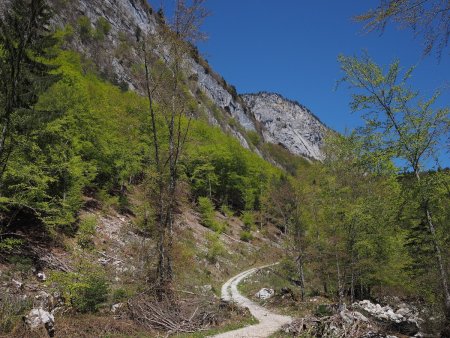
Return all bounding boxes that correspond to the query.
[98,189,120,209]
[198,196,224,232]
[240,230,253,242]
[49,269,109,313]
[205,233,225,263]
[77,215,97,249]
[220,204,234,218]
[8,255,33,273]
[247,131,261,147]
[112,288,132,303]
[315,304,334,317]
[241,211,255,231]
[77,16,93,41]
[94,17,112,41]
[0,238,23,252]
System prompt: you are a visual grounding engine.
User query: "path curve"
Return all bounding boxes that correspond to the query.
[211,264,292,338]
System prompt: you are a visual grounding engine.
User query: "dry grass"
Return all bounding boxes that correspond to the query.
[5,314,155,338]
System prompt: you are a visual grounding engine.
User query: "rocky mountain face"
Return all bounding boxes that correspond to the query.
[49,0,328,161]
[242,93,327,160]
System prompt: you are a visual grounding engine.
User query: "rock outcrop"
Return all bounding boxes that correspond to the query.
[242,92,328,160]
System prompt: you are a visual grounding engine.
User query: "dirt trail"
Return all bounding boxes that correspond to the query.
[211,264,292,338]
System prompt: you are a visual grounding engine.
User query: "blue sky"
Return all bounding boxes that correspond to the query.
[151,1,449,166]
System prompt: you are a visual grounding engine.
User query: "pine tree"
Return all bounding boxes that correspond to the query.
[0,0,59,180]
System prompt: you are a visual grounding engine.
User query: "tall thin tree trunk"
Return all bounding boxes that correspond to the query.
[296,254,306,301]
[0,119,11,179]
[336,252,345,310]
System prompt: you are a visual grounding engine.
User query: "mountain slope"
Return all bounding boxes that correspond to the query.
[49,0,328,161]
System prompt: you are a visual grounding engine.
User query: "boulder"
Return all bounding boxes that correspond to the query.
[24,308,55,337]
[255,288,274,300]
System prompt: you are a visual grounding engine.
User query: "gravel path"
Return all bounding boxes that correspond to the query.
[211,264,292,338]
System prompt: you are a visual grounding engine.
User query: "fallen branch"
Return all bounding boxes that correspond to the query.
[127,295,221,334]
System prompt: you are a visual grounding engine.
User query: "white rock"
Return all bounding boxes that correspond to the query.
[255,288,274,300]
[396,307,411,316]
[24,308,55,335]
[37,272,46,281]
[12,279,23,288]
[111,303,124,313]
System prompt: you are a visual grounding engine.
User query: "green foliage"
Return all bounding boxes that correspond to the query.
[76,215,97,249]
[338,53,450,315]
[7,255,33,273]
[198,196,225,233]
[186,121,280,212]
[94,17,112,41]
[262,143,309,176]
[1,51,150,230]
[241,211,255,231]
[246,130,261,147]
[54,24,75,44]
[198,196,215,222]
[205,233,226,263]
[77,16,93,41]
[48,268,109,313]
[0,0,61,228]
[0,238,23,252]
[315,304,333,317]
[239,230,253,242]
[97,189,120,209]
[112,287,132,303]
[220,204,234,218]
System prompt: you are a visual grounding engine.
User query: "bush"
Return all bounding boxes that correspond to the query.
[49,269,109,313]
[77,16,93,41]
[241,211,255,231]
[240,231,253,242]
[0,238,23,252]
[77,215,97,249]
[198,197,224,232]
[247,131,261,147]
[205,233,225,263]
[112,288,131,303]
[98,189,120,209]
[94,17,111,41]
[315,304,334,317]
[220,204,234,218]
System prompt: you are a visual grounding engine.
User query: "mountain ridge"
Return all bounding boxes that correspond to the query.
[49,0,329,161]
